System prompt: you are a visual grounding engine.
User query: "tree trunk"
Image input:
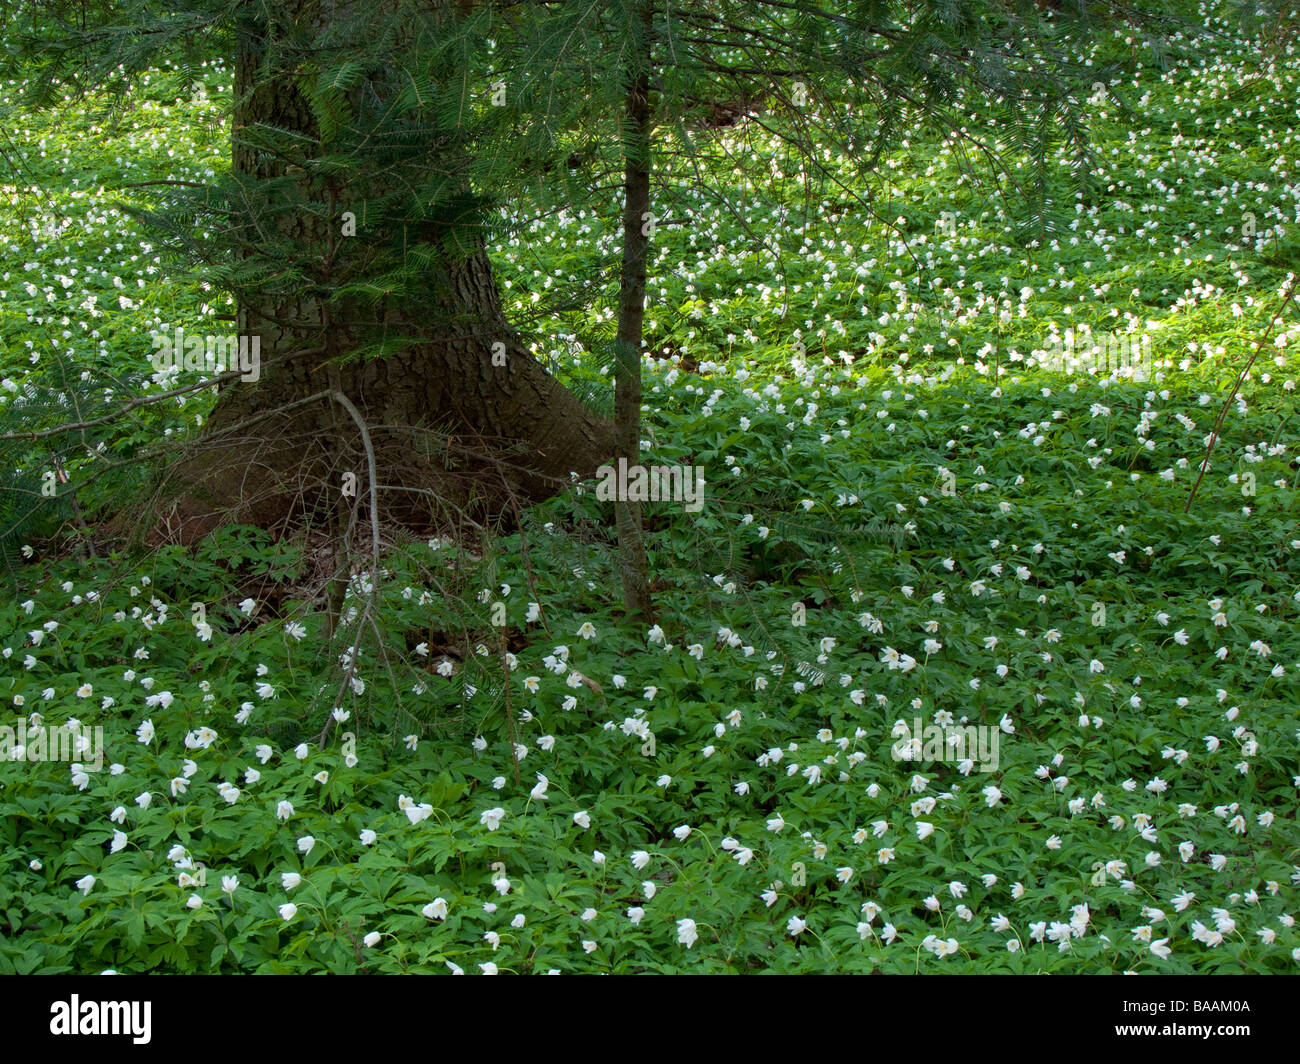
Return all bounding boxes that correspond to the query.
[159,241,615,543]
[613,0,655,622]
[152,1,614,544]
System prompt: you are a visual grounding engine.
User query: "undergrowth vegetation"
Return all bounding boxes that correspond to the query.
[1,0,1298,973]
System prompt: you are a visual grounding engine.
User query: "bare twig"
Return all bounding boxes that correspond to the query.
[0,347,325,441]
[1185,275,1298,513]
[316,390,382,749]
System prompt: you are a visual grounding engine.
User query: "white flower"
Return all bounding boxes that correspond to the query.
[278,903,298,921]
[423,897,449,920]
[676,918,699,948]
[404,800,433,825]
[480,807,506,831]
[75,874,95,896]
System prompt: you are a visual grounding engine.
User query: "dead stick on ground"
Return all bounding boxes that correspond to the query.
[501,625,521,788]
